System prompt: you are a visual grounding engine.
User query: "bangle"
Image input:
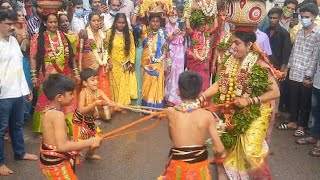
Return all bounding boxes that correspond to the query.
[201,93,206,101]
[31,70,37,78]
[257,96,261,104]
[246,97,253,105]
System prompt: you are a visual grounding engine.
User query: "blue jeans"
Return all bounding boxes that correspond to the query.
[311,87,320,139]
[0,97,26,165]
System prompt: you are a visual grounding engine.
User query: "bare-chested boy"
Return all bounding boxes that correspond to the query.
[159,71,225,180]
[73,68,114,160]
[40,74,102,179]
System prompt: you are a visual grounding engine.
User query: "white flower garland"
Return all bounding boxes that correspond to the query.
[87,26,109,66]
[219,52,259,102]
[197,0,217,17]
[48,31,63,57]
[193,35,210,62]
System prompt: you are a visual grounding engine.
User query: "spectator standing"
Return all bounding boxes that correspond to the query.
[103,0,131,31]
[0,9,38,176]
[296,57,320,157]
[119,0,134,18]
[280,0,299,31]
[265,8,292,142]
[265,8,291,71]
[255,27,272,57]
[278,4,320,138]
[70,0,86,33]
[27,0,43,37]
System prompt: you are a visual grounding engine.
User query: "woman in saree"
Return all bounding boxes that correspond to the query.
[185,14,217,92]
[200,30,281,179]
[164,8,185,106]
[80,12,112,99]
[58,13,79,56]
[30,13,79,134]
[107,13,136,105]
[132,12,171,108]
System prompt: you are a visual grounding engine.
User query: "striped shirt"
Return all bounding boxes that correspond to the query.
[27,15,41,38]
[287,25,320,82]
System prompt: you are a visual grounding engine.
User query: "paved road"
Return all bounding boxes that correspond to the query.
[2,112,320,180]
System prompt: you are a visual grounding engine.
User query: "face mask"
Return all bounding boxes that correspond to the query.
[283,7,293,18]
[300,18,313,28]
[74,8,84,17]
[169,17,178,23]
[109,10,118,16]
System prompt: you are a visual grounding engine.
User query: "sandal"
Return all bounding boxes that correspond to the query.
[293,129,305,137]
[295,137,316,145]
[277,123,297,130]
[309,145,320,157]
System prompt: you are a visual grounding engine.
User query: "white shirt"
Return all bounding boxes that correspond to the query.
[0,36,30,99]
[119,0,134,18]
[70,15,86,33]
[103,13,132,31]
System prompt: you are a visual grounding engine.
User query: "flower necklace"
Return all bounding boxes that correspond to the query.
[219,52,259,102]
[175,101,200,112]
[147,29,166,63]
[48,31,63,56]
[46,31,70,74]
[87,26,109,66]
[193,32,210,62]
[196,0,217,17]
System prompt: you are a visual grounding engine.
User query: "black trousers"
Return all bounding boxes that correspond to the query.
[279,76,289,111]
[287,80,312,128]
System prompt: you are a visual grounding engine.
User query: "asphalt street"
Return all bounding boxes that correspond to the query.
[1,112,320,180]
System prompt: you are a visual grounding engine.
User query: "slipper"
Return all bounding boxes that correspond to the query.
[309,145,320,157]
[293,129,305,137]
[295,138,316,145]
[277,124,297,130]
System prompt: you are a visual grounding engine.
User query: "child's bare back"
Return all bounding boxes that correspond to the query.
[166,107,217,147]
[42,109,66,147]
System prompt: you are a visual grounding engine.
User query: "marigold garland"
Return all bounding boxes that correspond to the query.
[214,63,269,149]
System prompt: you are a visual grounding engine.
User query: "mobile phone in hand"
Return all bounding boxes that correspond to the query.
[178,20,185,31]
[293,12,298,19]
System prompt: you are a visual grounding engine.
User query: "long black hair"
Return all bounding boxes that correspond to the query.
[36,13,74,75]
[108,13,131,57]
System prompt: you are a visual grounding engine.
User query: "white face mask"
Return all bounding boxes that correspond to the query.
[169,17,178,23]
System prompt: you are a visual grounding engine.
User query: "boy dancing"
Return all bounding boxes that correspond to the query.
[159,71,225,179]
[40,74,102,179]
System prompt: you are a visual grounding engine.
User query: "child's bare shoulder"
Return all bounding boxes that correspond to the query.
[79,89,86,96]
[97,89,105,96]
[44,110,65,123]
[195,109,214,120]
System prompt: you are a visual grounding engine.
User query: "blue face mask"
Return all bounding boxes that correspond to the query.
[300,18,313,28]
[74,8,84,17]
[109,10,118,16]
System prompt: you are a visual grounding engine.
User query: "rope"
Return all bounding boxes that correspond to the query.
[103,119,162,140]
[101,111,165,139]
[101,102,234,141]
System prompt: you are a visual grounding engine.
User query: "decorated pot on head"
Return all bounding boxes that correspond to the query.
[226,0,266,30]
[37,0,62,15]
[140,0,173,17]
